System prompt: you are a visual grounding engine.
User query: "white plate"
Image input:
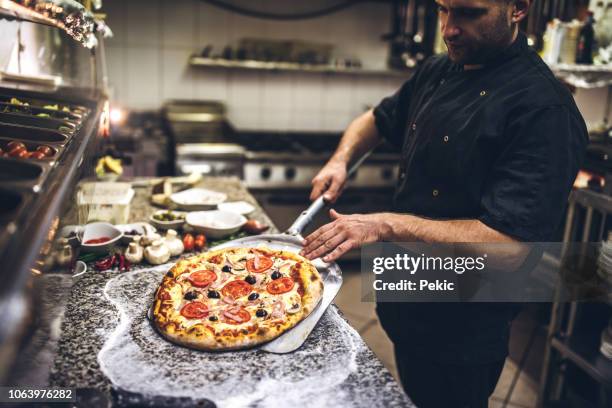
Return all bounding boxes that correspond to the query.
[169,188,227,210]
[218,201,256,216]
[185,210,246,239]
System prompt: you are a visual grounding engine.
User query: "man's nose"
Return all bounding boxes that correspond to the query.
[442,20,461,40]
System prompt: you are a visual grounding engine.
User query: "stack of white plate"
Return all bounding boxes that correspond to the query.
[600,320,612,359]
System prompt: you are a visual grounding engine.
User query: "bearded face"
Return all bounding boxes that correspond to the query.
[437,0,517,66]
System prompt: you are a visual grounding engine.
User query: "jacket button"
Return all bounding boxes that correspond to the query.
[480,90,487,96]
[443,135,449,143]
[411,123,417,131]
[399,171,406,180]
[440,78,445,85]
[432,189,439,197]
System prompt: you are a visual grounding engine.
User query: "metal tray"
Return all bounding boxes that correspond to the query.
[0,102,83,123]
[0,112,76,134]
[0,122,69,144]
[0,137,62,162]
[0,94,89,117]
[0,156,49,191]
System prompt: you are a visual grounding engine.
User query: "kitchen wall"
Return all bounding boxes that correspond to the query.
[103,0,404,132]
[103,0,611,132]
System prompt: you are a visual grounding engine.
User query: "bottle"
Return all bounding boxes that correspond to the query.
[576,12,595,64]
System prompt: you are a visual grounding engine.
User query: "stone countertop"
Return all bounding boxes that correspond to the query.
[49,177,413,407]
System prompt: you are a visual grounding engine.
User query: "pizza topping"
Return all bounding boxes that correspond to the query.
[287,302,302,314]
[271,271,282,280]
[221,265,232,273]
[222,307,251,324]
[208,315,218,322]
[267,277,295,295]
[207,290,220,299]
[159,290,171,300]
[180,302,209,319]
[278,262,293,275]
[222,280,252,299]
[222,296,236,305]
[270,300,285,319]
[184,291,199,300]
[246,255,273,273]
[188,270,218,288]
[256,309,268,318]
[245,275,257,285]
[248,292,259,301]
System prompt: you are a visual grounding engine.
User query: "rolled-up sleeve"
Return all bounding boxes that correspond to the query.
[478,105,588,241]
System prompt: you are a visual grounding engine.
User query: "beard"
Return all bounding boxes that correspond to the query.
[444,11,514,66]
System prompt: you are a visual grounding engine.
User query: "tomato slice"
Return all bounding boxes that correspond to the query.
[221,280,252,299]
[222,308,251,325]
[246,256,273,273]
[188,270,217,287]
[267,277,295,295]
[180,302,209,319]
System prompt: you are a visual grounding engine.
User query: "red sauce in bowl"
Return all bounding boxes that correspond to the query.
[84,237,112,245]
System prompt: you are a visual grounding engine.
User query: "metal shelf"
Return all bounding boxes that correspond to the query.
[551,334,612,390]
[189,56,411,78]
[549,63,612,89]
[0,0,64,29]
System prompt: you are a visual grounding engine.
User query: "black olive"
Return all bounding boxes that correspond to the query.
[248,292,259,301]
[207,290,220,299]
[256,309,268,318]
[271,271,282,280]
[222,265,231,273]
[245,275,256,284]
[209,315,218,321]
[166,271,173,277]
[184,291,198,300]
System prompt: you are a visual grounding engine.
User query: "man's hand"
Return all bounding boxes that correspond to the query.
[309,160,348,204]
[300,209,387,262]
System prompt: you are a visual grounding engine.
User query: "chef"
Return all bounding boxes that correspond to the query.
[301,0,587,407]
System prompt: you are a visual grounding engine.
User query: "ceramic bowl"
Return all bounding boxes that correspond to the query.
[185,210,247,239]
[149,210,186,231]
[218,201,256,216]
[169,188,227,210]
[80,222,123,253]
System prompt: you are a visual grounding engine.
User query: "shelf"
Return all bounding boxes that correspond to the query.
[549,63,612,89]
[189,56,411,78]
[551,333,612,389]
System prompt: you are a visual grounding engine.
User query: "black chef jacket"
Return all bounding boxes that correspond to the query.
[373,33,588,364]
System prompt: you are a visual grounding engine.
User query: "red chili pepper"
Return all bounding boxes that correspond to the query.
[119,254,125,271]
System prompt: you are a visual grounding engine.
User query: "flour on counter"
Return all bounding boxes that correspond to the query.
[98,268,365,408]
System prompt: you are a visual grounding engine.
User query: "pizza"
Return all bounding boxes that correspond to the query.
[151,246,324,351]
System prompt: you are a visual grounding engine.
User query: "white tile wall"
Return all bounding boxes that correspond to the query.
[102,0,609,132]
[103,0,398,131]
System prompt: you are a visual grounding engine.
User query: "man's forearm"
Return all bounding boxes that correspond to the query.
[331,109,382,165]
[378,213,517,243]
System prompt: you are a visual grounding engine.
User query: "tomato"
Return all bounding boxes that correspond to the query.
[194,234,206,250]
[246,256,273,273]
[6,141,25,151]
[29,151,46,160]
[36,145,53,157]
[182,233,194,251]
[8,146,26,157]
[267,277,295,295]
[180,302,208,319]
[187,270,217,287]
[221,280,252,299]
[159,290,171,300]
[222,308,251,325]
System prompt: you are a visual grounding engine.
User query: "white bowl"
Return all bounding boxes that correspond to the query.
[218,201,256,216]
[186,210,247,239]
[80,222,123,253]
[117,222,157,244]
[170,188,227,210]
[149,210,186,231]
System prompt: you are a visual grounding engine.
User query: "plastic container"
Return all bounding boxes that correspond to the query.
[77,182,135,224]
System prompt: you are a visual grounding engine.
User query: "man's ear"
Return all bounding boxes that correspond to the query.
[511,0,530,24]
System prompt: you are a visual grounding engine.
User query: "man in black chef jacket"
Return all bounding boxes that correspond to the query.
[301,0,588,407]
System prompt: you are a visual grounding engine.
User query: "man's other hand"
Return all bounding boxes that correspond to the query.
[309,160,348,204]
[300,209,386,262]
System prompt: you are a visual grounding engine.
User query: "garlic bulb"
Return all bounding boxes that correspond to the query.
[164,229,184,256]
[145,239,170,265]
[125,242,144,264]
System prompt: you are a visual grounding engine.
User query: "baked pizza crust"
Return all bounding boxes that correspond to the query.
[151,247,324,351]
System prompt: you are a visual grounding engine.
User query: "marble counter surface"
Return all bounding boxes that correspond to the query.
[47,177,413,407]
